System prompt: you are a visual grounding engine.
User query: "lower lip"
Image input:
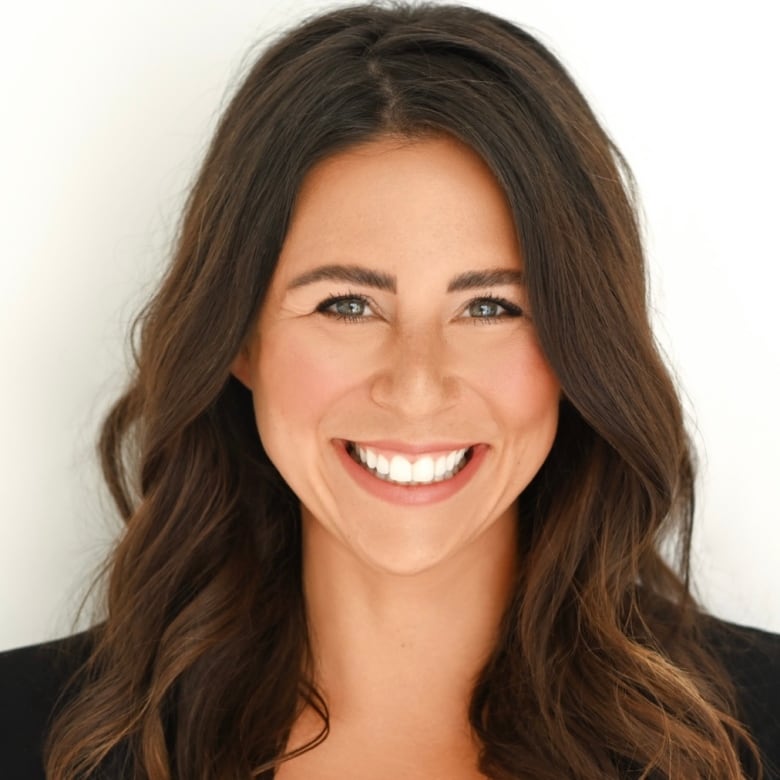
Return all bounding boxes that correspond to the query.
[333,440,488,506]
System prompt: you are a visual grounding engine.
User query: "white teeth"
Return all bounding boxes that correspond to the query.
[412,456,434,483]
[376,454,390,476]
[389,455,413,483]
[365,448,377,469]
[350,444,471,485]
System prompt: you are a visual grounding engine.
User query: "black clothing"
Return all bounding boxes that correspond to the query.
[0,630,93,780]
[704,619,780,778]
[1,618,778,779]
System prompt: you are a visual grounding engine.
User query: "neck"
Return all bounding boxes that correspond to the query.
[300,505,518,734]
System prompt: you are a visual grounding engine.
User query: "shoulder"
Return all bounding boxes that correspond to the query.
[701,615,780,778]
[0,630,96,780]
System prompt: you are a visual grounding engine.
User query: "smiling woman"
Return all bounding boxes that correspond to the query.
[230,135,560,574]
[1,2,778,780]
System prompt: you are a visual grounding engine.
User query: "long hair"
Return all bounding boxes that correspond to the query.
[46,3,762,778]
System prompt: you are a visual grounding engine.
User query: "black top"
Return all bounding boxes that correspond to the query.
[1,618,778,779]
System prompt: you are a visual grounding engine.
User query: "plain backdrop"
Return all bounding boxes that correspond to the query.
[1,0,778,651]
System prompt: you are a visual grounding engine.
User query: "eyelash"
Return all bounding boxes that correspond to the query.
[464,294,524,324]
[315,291,376,323]
[315,292,524,323]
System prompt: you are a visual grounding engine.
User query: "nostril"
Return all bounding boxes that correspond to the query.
[368,367,460,416]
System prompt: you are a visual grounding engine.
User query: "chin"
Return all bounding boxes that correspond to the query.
[337,501,514,579]
[352,543,461,578]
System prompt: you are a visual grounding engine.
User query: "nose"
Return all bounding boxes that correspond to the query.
[369,324,460,418]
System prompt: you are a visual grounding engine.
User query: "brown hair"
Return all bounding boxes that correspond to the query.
[46,3,762,778]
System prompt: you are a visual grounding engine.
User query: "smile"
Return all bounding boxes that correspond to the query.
[347,442,473,485]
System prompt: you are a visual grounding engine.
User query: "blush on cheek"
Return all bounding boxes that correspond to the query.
[257,333,354,431]
[475,340,560,418]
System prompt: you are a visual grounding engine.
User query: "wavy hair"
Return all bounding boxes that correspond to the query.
[46,3,763,778]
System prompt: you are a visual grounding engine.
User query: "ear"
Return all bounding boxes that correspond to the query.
[230,343,254,390]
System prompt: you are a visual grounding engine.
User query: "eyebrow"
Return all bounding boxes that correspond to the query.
[447,269,525,292]
[286,264,524,293]
[287,264,396,292]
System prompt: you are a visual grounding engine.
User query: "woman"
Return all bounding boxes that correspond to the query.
[1,3,778,778]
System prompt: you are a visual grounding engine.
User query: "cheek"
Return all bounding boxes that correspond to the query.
[466,333,560,428]
[254,327,356,438]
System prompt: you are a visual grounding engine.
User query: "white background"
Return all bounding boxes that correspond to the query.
[1,0,778,651]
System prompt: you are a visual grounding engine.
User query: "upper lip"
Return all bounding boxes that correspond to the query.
[343,439,477,455]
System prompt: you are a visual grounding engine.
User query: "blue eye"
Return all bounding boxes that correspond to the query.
[317,295,374,322]
[333,299,365,317]
[464,296,523,321]
[468,300,502,318]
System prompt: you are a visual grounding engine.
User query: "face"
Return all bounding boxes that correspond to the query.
[233,134,560,576]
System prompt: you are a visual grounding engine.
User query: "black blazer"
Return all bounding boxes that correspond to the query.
[1,618,779,779]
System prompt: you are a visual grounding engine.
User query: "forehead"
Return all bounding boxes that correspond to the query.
[274,133,523,281]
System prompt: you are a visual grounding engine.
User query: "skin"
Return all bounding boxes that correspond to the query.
[232,133,561,779]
